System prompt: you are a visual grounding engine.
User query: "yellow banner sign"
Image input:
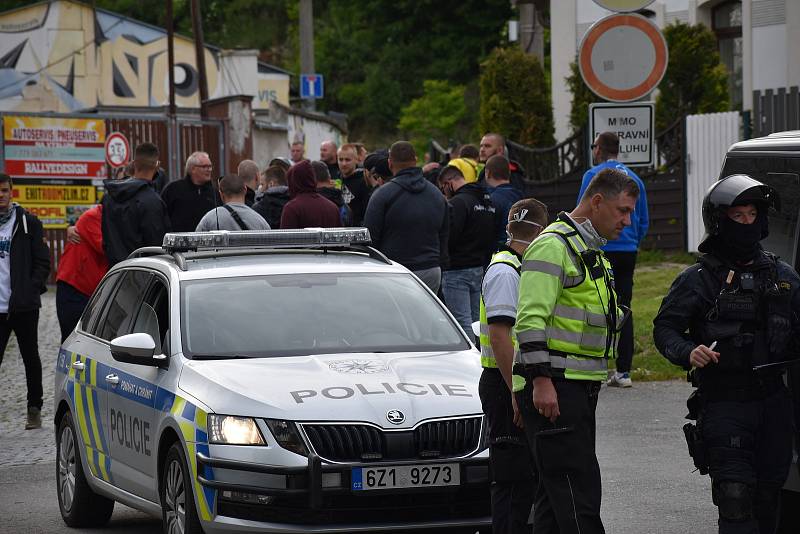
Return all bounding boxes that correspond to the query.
[23,204,96,229]
[12,184,96,204]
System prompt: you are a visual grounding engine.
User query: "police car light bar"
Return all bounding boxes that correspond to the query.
[162,228,372,253]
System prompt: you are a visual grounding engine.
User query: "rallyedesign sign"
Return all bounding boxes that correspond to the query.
[589,102,654,166]
[3,116,107,179]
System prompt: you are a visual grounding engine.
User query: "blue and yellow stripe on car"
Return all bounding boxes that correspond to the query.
[62,349,113,484]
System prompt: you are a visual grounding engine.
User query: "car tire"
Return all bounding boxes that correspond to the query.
[160,442,204,534]
[56,411,115,527]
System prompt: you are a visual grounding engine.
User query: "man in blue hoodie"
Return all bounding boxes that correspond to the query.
[577,132,649,388]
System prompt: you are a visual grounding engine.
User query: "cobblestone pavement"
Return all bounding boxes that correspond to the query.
[0,288,59,467]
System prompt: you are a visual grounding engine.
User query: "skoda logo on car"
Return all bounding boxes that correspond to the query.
[387,409,405,425]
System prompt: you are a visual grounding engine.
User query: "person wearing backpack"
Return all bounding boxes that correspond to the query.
[195,173,271,232]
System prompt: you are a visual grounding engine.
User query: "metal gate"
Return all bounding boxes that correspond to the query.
[507,119,688,252]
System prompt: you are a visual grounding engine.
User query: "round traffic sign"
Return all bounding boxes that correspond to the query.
[592,0,656,12]
[579,13,668,102]
[105,132,130,168]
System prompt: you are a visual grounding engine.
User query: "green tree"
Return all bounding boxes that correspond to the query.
[656,22,729,131]
[565,60,607,134]
[398,80,468,155]
[315,0,512,143]
[479,47,554,147]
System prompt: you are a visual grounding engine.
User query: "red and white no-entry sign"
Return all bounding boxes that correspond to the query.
[105,132,130,168]
[579,13,668,102]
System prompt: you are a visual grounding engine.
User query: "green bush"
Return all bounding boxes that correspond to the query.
[479,47,554,147]
[656,22,730,131]
[565,59,606,134]
[398,80,469,157]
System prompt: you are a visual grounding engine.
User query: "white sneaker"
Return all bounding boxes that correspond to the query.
[607,372,632,388]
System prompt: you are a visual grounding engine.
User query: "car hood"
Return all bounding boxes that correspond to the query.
[179,350,483,428]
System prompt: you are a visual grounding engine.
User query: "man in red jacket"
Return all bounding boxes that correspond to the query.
[56,205,107,342]
[280,160,341,229]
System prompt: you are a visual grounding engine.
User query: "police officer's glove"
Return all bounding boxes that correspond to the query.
[765,284,793,354]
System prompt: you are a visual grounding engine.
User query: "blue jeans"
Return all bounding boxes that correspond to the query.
[442,266,484,337]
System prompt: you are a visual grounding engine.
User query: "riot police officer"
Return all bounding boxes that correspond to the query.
[653,174,799,534]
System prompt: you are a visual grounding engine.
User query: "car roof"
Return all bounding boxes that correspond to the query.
[728,130,800,153]
[117,249,412,281]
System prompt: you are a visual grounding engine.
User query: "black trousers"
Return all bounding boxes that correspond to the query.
[0,310,43,409]
[516,378,605,534]
[701,386,793,534]
[56,281,90,343]
[479,368,535,534]
[606,251,636,373]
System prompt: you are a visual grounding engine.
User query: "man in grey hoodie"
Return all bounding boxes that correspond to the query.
[364,141,449,293]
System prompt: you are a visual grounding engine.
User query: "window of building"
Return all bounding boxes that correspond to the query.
[712,0,743,110]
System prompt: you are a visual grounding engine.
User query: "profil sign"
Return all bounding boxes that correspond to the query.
[589,102,654,167]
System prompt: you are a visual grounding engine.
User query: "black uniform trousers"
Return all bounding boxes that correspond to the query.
[700,385,793,534]
[56,281,90,343]
[0,310,43,409]
[605,251,636,374]
[479,368,535,534]
[516,377,605,534]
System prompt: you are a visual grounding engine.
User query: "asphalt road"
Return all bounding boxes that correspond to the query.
[0,377,725,533]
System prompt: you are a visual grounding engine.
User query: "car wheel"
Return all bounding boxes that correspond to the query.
[160,442,204,534]
[56,411,115,527]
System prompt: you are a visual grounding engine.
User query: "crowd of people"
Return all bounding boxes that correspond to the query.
[3,125,789,534]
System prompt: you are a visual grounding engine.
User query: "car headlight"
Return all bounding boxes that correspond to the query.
[265,419,309,456]
[208,415,265,445]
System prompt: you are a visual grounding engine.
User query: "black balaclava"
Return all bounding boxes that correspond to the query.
[713,209,767,263]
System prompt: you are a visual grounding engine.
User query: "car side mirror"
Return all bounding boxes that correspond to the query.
[110,333,168,368]
[471,321,481,338]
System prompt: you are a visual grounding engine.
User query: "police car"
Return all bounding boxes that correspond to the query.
[53,228,491,533]
[719,131,800,520]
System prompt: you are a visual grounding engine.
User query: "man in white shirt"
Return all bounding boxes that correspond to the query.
[0,173,51,429]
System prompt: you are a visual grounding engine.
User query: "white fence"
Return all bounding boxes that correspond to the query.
[685,111,742,252]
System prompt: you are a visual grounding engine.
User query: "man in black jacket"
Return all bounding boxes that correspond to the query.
[364,141,449,293]
[438,161,497,337]
[0,173,50,429]
[160,151,220,232]
[252,165,290,229]
[478,132,528,193]
[102,143,170,266]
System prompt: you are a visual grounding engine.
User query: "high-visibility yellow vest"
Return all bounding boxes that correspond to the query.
[515,217,618,382]
[479,250,526,392]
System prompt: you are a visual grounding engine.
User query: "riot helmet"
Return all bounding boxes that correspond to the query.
[698,174,778,257]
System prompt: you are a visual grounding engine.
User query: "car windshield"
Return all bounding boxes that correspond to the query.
[181,272,469,358]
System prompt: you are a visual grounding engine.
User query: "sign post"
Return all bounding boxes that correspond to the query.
[579,13,668,102]
[589,102,655,167]
[300,74,324,100]
[105,132,131,168]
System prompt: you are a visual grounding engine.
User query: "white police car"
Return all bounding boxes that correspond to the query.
[53,228,490,533]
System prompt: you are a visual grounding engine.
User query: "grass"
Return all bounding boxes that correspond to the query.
[628,259,694,381]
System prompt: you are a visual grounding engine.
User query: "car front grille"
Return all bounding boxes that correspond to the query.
[301,417,483,462]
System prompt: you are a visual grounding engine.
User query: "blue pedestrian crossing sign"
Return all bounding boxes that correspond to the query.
[300,74,324,99]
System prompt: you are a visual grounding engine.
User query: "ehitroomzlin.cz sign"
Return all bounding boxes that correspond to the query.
[589,102,654,167]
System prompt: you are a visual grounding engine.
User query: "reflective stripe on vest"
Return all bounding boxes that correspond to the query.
[479,251,526,392]
[516,220,616,381]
